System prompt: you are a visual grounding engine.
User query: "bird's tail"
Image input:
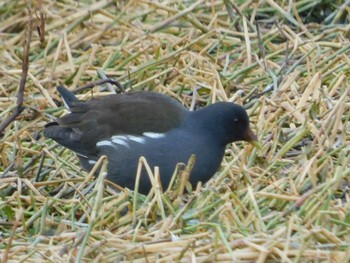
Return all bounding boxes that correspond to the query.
[57,85,78,108]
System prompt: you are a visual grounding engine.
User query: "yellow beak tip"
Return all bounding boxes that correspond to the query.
[249,140,262,149]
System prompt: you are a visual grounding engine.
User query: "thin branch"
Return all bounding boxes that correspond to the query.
[0,8,33,135]
[71,78,125,93]
[256,22,268,71]
[35,6,46,44]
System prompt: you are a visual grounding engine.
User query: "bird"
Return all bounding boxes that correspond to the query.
[44,86,259,194]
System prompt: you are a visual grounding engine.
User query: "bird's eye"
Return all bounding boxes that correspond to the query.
[233,118,240,122]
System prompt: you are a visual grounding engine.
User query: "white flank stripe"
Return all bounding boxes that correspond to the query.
[143,132,165,139]
[97,133,159,149]
[76,152,88,158]
[127,135,145,144]
[111,135,127,141]
[88,160,97,165]
[96,140,114,147]
[112,138,130,148]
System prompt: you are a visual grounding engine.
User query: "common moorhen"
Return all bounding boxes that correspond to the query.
[44,86,259,194]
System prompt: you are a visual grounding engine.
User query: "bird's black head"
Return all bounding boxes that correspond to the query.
[190,102,258,146]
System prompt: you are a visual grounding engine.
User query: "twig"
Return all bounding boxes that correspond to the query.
[256,22,268,71]
[35,2,46,44]
[247,21,292,101]
[0,8,32,135]
[97,69,117,94]
[72,78,125,93]
[1,218,19,263]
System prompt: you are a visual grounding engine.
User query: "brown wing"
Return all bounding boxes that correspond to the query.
[44,89,186,157]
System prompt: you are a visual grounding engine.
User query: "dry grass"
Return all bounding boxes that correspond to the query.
[1,0,350,262]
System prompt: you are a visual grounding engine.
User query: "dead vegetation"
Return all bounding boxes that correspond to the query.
[0,0,349,262]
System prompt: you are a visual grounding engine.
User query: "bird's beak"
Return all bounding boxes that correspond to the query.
[244,127,261,149]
